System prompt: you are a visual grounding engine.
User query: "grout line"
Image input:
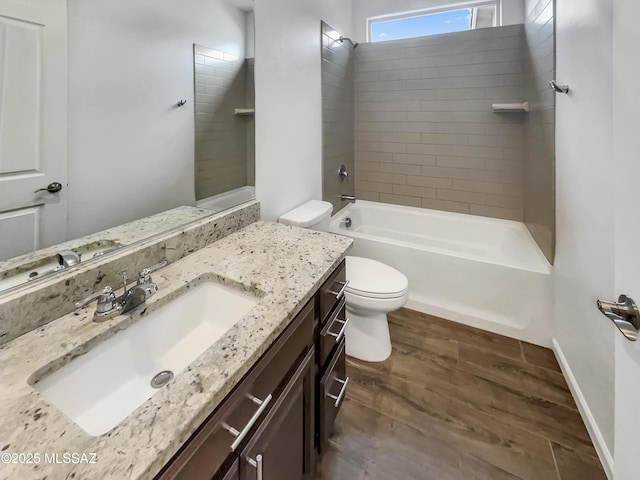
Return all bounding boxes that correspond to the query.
[519,340,526,363]
[549,440,562,480]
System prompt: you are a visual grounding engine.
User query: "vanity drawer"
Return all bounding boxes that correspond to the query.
[318,297,347,372]
[156,300,314,480]
[318,338,347,451]
[319,260,346,322]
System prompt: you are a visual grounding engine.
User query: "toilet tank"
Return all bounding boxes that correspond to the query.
[278,200,333,231]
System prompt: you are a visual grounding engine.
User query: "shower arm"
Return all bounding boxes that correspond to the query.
[338,36,359,49]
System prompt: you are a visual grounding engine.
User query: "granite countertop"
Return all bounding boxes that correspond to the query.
[0,206,213,285]
[0,221,352,480]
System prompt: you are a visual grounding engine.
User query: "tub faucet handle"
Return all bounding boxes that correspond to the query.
[338,165,349,182]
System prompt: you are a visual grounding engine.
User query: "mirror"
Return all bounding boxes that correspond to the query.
[0,0,255,294]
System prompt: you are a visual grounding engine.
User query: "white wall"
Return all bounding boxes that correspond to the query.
[524,0,537,15]
[554,0,615,470]
[254,0,353,221]
[67,0,246,237]
[352,0,525,43]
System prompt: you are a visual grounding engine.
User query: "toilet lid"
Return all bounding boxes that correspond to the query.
[345,256,409,299]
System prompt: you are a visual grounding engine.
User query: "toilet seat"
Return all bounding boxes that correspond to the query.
[345,256,409,300]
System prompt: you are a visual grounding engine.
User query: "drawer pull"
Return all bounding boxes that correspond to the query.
[326,377,350,408]
[247,454,263,480]
[328,280,350,300]
[328,317,350,343]
[223,394,273,451]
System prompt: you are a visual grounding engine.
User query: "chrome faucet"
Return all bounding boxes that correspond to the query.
[57,250,81,268]
[341,195,356,203]
[75,261,167,321]
[28,250,79,281]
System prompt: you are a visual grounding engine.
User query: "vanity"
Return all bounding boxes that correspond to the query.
[157,258,348,480]
[0,209,352,480]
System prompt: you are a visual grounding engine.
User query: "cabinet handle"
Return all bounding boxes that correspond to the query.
[246,454,263,480]
[222,394,272,451]
[328,317,350,343]
[328,280,349,300]
[326,377,350,408]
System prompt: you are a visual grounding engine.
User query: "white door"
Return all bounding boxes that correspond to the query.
[0,0,67,261]
[612,0,640,477]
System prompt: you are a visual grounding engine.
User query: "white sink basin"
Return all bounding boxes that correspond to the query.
[32,281,259,436]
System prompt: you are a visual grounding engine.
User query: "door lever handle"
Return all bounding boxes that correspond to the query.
[34,182,63,194]
[597,295,640,341]
[549,80,570,94]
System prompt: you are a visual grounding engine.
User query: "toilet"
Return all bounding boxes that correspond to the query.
[279,200,408,362]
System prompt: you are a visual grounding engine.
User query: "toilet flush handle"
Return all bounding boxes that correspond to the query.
[329,280,350,300]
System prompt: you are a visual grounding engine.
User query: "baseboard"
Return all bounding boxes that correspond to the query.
[552,338,614,479]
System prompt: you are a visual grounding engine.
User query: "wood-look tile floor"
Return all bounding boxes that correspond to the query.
[316,308,607,480]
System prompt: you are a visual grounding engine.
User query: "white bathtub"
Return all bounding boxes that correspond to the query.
[196,186,255,213]
[329,201,552,347]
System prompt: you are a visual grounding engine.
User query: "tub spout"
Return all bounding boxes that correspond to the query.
[341,195,356,203]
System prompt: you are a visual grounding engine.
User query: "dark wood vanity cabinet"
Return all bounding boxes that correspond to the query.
[315,262,349,453]
[156,260,347,480]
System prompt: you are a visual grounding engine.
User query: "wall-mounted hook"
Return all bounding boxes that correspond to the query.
[549,80,570,94]
[176,99,187,107]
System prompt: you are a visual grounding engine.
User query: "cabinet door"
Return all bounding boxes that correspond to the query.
[240,348,315,480]
[219,460,239,480]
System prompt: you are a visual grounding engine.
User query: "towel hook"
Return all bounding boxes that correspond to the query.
[549,80,569,94]
[176,99,187,107]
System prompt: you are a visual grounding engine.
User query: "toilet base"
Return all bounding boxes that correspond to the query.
[345,307,392,362]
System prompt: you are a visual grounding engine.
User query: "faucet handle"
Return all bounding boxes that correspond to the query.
[75,286,117,315]
[138,260,168,285]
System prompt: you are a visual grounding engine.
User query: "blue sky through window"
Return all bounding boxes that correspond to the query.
[371,9,472,42]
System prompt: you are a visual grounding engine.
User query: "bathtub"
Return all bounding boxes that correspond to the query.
[197,186,255,213]
[329,201,552,347]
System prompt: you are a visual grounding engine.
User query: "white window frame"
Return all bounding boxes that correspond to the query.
[366,0,502,43]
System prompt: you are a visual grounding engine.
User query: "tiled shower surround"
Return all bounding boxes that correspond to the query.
[524,0,555,263]
[321,22,355,214]
[194,45,255,200]
[353,25,527,221]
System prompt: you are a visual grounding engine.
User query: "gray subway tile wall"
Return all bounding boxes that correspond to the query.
[523,0,556,263]
[354,25,527,221]
[194,45,254,201]
[322,22,355,214]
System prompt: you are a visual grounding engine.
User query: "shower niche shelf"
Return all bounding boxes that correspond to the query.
[492,102,530,113]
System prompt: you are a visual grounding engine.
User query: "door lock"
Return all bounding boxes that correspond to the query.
[597,295,640,341]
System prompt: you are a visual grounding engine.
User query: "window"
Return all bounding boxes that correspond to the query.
[368,2,499,43]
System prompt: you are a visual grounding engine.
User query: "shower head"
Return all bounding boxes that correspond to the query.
[338,36,359,49]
